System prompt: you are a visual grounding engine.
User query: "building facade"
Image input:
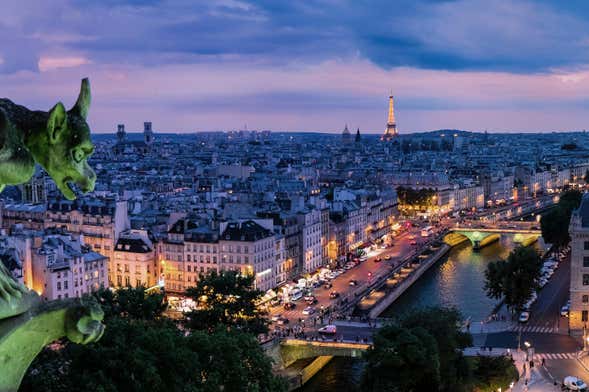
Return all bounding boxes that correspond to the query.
[569,193,589,336]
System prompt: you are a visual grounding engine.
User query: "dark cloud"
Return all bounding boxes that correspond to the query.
[5,0,589,74]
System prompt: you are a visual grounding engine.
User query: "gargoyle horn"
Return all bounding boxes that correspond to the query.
[70,78,91,119]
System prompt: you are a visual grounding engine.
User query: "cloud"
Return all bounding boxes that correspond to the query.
[38,56,91,72]
[4,0,589,74]
[3,0,589,132]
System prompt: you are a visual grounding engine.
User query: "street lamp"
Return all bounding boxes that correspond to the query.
[524,341,531,361]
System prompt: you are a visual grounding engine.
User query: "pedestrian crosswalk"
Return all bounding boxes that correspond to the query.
[535,352,577,360]
[508,325,558,334]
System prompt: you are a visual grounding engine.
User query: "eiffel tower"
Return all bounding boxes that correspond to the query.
[382,94,398,141]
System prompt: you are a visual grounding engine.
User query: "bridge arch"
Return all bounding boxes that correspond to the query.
[443,231,501,250]
[276,339,370,367]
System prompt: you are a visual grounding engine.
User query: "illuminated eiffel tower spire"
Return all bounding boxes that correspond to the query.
[382,94,398,141]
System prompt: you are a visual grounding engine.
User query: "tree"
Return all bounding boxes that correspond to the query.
[187,328,287,392]
[484,247,542,312]
[90,286,167,321]
[401,307,472,392]
[483,259,507,301]
[470,356,519,392]
[558,189,582,215]
[21,320,286,392]
[362,325,440,392]
[540,207,570,247]
[184,270,269,334]
[363,306,472,392]
[397,187,437,211]
[540,189,582,248]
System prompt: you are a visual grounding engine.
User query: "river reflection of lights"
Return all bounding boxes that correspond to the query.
[385,235,545,322]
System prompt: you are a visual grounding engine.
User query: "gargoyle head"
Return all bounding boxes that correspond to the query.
[29,78,96,200]
[65,296,105,344]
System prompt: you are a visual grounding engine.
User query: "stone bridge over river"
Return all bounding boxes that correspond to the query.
[444,222,541,250]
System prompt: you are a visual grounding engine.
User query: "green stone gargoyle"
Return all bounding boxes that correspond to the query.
[0,78,96,200]
[0,262,105,391]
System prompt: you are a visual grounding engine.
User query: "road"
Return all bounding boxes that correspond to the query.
[478,252,577,355]
[527,254,571,334]
[268,196,559,339]
[269,225,425,329]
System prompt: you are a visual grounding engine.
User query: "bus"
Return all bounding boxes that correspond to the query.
[421,226,434,237]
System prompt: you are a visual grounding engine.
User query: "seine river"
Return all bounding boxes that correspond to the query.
[301,235,543,391]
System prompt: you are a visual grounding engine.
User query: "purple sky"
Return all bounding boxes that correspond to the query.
[3,0,589,133]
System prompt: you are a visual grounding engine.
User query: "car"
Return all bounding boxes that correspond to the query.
[304,295,315,302]
[329,291,340,299]
[302,306,315,315]
[374,257,382,263]
[276,317,289,325]
[344,264,354,270]
[318,325,337,335]
[306,298,318,305]
[270,298,281,307]
[324,282,333,289]
[349,279,358,286]
[519,311,530,323]
[538,277,548,287]
[271,314,282,322]
[283,302,296,310]
[561,305,570,317]
[564,376,587,391]
[385,255,392,260]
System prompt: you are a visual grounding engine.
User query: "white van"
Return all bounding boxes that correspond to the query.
[290,288,303,301]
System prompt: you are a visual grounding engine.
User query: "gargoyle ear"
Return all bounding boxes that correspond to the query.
[70,78,91,119]
[47,102,67,144]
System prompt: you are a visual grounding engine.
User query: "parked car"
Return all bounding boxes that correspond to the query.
[519,311,530,323]
[302,306,315,315]
[318,325,337,335]
[277,317,289,325]
[270,298,281,307]
[271,314,282,322]
[283,302,296,310]
[329,291,340,299]
[564,376,587,391]
[349,279,358,286]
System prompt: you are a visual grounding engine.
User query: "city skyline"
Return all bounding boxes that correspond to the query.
[5,1,589,133]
